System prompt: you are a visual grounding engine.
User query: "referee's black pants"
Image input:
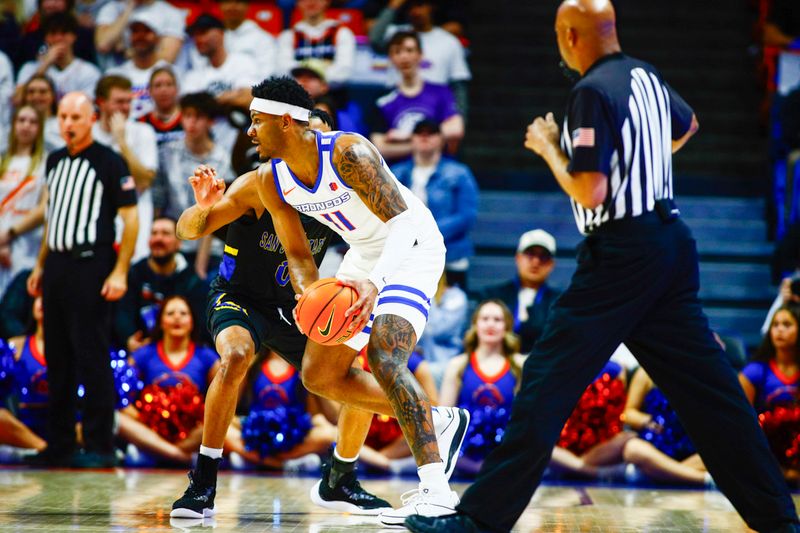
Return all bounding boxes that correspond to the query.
[42,249,116,456]
[458,214,798,533]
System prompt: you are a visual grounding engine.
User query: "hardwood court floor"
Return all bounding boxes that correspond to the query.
[0,467,795,532]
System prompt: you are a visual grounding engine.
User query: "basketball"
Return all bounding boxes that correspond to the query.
[295,277,360,346]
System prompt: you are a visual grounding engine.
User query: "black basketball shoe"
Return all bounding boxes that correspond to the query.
[309,457,393,515]
[171,471,217,519]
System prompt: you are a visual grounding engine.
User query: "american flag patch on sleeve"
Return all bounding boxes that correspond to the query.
[120,175,135,191]
[572,127,595,148]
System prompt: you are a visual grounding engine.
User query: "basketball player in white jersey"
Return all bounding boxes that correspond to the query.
[180,77,470,525]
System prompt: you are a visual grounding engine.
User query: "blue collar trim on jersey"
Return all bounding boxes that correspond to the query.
[285,130,324,193]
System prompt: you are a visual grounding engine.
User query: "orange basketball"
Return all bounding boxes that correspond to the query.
[295,277,360,346]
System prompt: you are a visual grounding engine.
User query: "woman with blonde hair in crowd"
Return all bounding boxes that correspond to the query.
[439,299,525,474]
[0,104,47,297]
[21,74,63,152]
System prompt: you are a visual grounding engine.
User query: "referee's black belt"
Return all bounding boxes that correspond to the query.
[587,199,680,235]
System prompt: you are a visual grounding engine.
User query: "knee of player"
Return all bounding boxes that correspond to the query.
[220,344,254,373]
[300,365,327,395]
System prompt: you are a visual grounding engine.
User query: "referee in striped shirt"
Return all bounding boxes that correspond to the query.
[406,1,799,533]
[26,92,138,467]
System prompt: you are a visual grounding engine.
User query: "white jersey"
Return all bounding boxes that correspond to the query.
[271,130,441,265]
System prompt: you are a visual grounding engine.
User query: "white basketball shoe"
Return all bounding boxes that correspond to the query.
[432,406,470,480]
[378,486,460,527]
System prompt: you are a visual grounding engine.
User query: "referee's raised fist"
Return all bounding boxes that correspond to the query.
[525,112,560,157]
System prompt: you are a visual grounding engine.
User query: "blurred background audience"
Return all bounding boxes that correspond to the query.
[0,0,790,487]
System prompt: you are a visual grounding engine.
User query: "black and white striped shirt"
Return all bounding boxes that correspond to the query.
[45,143,136,252]
[559,53,694,234]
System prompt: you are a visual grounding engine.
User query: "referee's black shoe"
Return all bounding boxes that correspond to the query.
[309,457,392,515]
[405,512,488,533]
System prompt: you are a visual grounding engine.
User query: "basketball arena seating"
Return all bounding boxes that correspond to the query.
[468,192,772,349]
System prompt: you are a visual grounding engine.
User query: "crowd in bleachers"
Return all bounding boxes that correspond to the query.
[0,0,796,490]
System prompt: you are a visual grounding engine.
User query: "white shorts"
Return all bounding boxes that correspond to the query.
[337,238,445,352]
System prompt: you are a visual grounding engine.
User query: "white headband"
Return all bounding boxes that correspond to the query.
[249,97,310,122]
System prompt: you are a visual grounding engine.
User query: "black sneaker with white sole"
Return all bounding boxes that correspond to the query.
[432,406,470,480]
[171,472,217,519]
[309,459,392,515]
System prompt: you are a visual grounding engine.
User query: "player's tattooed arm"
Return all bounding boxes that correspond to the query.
[368,315,440,464]
[333,137,408,222]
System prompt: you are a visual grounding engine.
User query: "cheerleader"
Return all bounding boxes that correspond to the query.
[225,350,337,470]
[622,367,713,486]
[0,296,47,454]
[739,305,800,482]
[439,300,525,474]
[118,295,219,464]
[548,360,634,479]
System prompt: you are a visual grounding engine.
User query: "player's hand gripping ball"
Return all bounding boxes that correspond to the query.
[295,278,360,345]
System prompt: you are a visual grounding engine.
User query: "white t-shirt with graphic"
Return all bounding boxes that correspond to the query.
[181,53,258,153]
[0,155,45,295]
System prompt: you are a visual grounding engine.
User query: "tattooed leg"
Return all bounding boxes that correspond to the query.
[367,314,441,466]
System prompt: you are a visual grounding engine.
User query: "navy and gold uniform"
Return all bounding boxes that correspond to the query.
[207,212,331,369]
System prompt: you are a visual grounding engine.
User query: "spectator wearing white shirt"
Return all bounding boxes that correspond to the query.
[95,0,186,66]
[15,13,101,101]
[213,0,277,80]
[369,0,470,114]
[154,92,235,279]
[277,0,356,86]
[0,105,47,297]
[92,75,158,262]
[182,14,259,153]
[21,74,64,153]
[106,12,169,120]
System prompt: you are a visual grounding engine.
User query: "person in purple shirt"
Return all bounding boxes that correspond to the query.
[369,31,463,161]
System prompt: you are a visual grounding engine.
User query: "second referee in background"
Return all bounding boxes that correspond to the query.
[27,92,138,468]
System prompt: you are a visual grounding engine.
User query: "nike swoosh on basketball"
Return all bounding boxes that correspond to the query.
[318,306,336,337]
[283,186,296,196]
